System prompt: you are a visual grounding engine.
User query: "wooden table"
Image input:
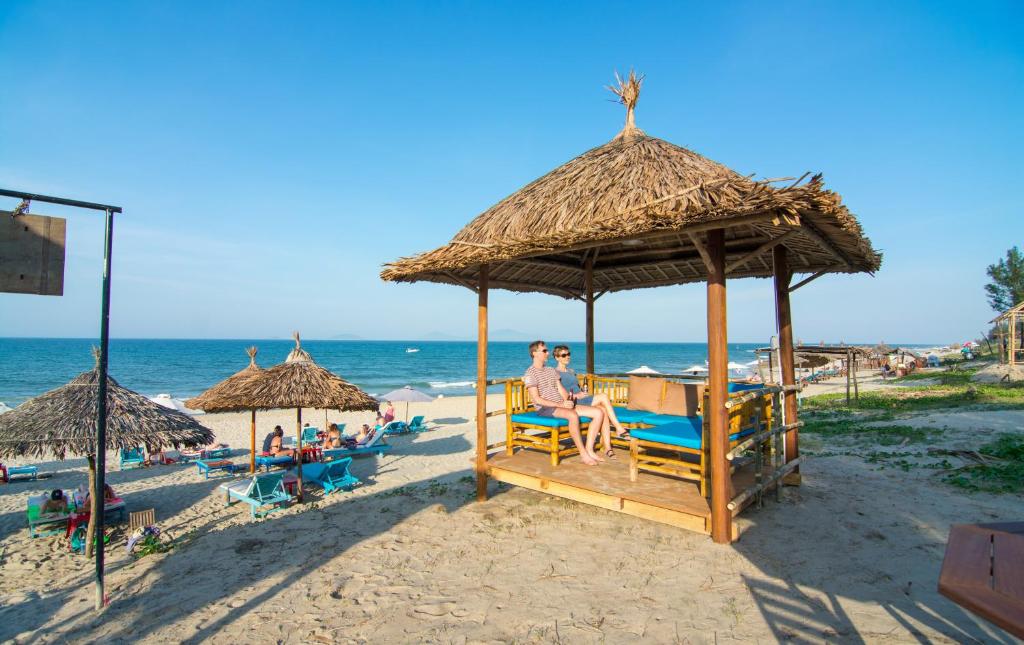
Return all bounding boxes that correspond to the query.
[939,522,1024,639]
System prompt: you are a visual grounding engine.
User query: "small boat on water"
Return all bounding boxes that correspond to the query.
[406,348,420,353]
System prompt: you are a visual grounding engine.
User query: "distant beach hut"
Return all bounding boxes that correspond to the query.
[379,385,434,422]
[216,333,378,502]
[0,351,214,558]
[627,365,660,374]
[382,72,880,542]
[187,347,264,473]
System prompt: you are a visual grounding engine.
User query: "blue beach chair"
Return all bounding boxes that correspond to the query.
[120,447,146,470]
[407,416,431,433]
[322,429,391,460]
[255,453,296,472]
[380,420,409,435]
[301,426,320,445]
[220,471,293,519]
[299,459,359,495]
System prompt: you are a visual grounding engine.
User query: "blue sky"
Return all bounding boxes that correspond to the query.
[0,1,1020,344]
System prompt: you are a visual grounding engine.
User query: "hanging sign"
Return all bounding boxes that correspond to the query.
[0,210,66,296]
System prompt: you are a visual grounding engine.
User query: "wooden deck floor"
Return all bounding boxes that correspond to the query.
[489,449,760,536]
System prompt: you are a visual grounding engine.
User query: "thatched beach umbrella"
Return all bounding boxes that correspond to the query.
[186,346,263,473]
[228,333,378,501]
[0,354,214,558]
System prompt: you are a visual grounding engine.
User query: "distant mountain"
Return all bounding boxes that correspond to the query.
[489,329,535,341]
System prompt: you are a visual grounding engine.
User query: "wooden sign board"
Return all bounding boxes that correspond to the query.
[0,211,66,296]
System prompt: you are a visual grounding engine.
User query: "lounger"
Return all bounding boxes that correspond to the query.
[255,453,296,472]
[379,420,409,434]
[26,493,71,537]
[406,416,432,433]
[3,464,39,482]
[204,446,231,459]
[119,446,146,470]
[322,429,390,460]
[299,458,359,495]
[301,427,320,445]
[220,471,293,519]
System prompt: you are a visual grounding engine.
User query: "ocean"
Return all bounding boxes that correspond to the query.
[0,338,775,407]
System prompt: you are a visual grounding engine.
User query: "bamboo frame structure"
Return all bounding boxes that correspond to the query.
[992,302,1024,367]
[476,265,489,501]
[773,246,799,478]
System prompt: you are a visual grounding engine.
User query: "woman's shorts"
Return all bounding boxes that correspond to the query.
[574,396,594,406]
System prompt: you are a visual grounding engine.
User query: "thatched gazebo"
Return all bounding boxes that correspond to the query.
[186,346,263,473]
[383,73,880,543]
[0,358,214,559]
[207,333,378,501]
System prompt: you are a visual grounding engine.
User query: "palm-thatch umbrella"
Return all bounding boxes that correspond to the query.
[186,347,263,473]
[0,353,214,559]
[223,333,378,502]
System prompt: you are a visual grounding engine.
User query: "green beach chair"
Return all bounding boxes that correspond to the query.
[301,426,320,445]
[407,416,431,433]
[221,471,293,519]
[119,446,146,470]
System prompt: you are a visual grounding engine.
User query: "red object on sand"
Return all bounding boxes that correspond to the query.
[939,522,1024,639]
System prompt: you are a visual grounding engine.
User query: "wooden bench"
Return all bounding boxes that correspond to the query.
[505,378,595,466]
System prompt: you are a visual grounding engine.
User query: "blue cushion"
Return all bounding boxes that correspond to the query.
[611,407,656,424]
[631,416,755,449]
[728,382,762,393]
[640,413,694,426]
[510,412,592,428]
[631,418,704,449]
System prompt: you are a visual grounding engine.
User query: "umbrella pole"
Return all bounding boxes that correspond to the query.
[295,408,304,502]
[85,455,97,559]
[93,206,115,611]
[406,401,410,423]
[249,410,256,474]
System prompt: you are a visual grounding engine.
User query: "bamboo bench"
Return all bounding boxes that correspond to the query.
[505,378,597,466]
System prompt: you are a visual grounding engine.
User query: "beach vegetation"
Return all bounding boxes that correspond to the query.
[944,434,1024,494]
[984,246,1024,311]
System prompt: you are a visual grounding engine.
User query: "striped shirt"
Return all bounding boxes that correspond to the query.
[524,365,563,409]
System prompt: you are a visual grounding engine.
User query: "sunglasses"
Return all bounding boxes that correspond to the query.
[538,348,549,353]
[557,352,571,358]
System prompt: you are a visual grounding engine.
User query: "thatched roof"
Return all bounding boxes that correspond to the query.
[185,346,263,413]
[382,73,880,298]
[0,366,215,460]
[195,334,379,413]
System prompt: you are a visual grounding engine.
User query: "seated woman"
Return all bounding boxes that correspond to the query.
[262,426,296,458]
[552,345,629,446]
[323,423,344,449]
[41,489,68,514]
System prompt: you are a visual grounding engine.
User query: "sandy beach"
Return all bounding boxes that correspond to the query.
[0,369,1021,643]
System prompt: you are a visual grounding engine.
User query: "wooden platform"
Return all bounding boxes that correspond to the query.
[488,450,756,537]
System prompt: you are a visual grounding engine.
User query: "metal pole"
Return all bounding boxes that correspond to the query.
[94,208,114,610]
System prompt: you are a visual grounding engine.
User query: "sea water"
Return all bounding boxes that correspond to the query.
[0,338,777,407]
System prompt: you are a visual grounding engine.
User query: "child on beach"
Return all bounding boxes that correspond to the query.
[41,489,68,514]
[523,340,605,466]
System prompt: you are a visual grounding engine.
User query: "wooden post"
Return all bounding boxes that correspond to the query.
[1012,313,1018,367]
[249,410,256,473]
[845,350,852,406]
[585,256,595,376]
[476,265,490,502]
[706,229,732,543]
[772,246,799,479]
[852,355,859,401]
[998,322,1006,364]
[295,407,304,502]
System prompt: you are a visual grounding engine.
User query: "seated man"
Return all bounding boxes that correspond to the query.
[523,340,606,466]
[262,426,296,458]
[41,489,68,514]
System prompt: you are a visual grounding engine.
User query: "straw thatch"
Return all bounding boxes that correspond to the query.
[0,365,214,460]
[205,334,379,413]
[382,74,880,298]
[185,346,263,413]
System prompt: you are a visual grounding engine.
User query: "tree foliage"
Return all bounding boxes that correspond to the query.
[985,246,1024,312]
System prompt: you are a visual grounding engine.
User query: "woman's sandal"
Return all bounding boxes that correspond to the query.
[605,449,617,460]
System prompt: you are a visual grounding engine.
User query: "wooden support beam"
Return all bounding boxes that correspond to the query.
[690,232,716,274]
[789,269,829,292]
[706,229,732,543]
[773,246,800,482]
[585,256,595,375]
[476,265,489,502]
[798,219,853,268]
[443,271,478,293]
[846,349,852,407]
[724,229,797,274]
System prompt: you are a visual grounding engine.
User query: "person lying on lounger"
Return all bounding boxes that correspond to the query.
[41,489,68,514]
[524,340,606,466]
[552,344,629,449]
[82,483,117,508]
[262,426,296,458]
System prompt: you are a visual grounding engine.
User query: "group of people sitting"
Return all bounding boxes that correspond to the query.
[523,340,629,466]
[40,483,117,514]
[261,417,383,458]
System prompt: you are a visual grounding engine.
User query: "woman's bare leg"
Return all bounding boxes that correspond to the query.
[591,393,627,436]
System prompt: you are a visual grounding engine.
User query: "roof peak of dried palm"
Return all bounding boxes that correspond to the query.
[0,366,214,460]
[185,346,264,412]
[608,69,645,140]
[287,331,313,363]
[381,74,880,296]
